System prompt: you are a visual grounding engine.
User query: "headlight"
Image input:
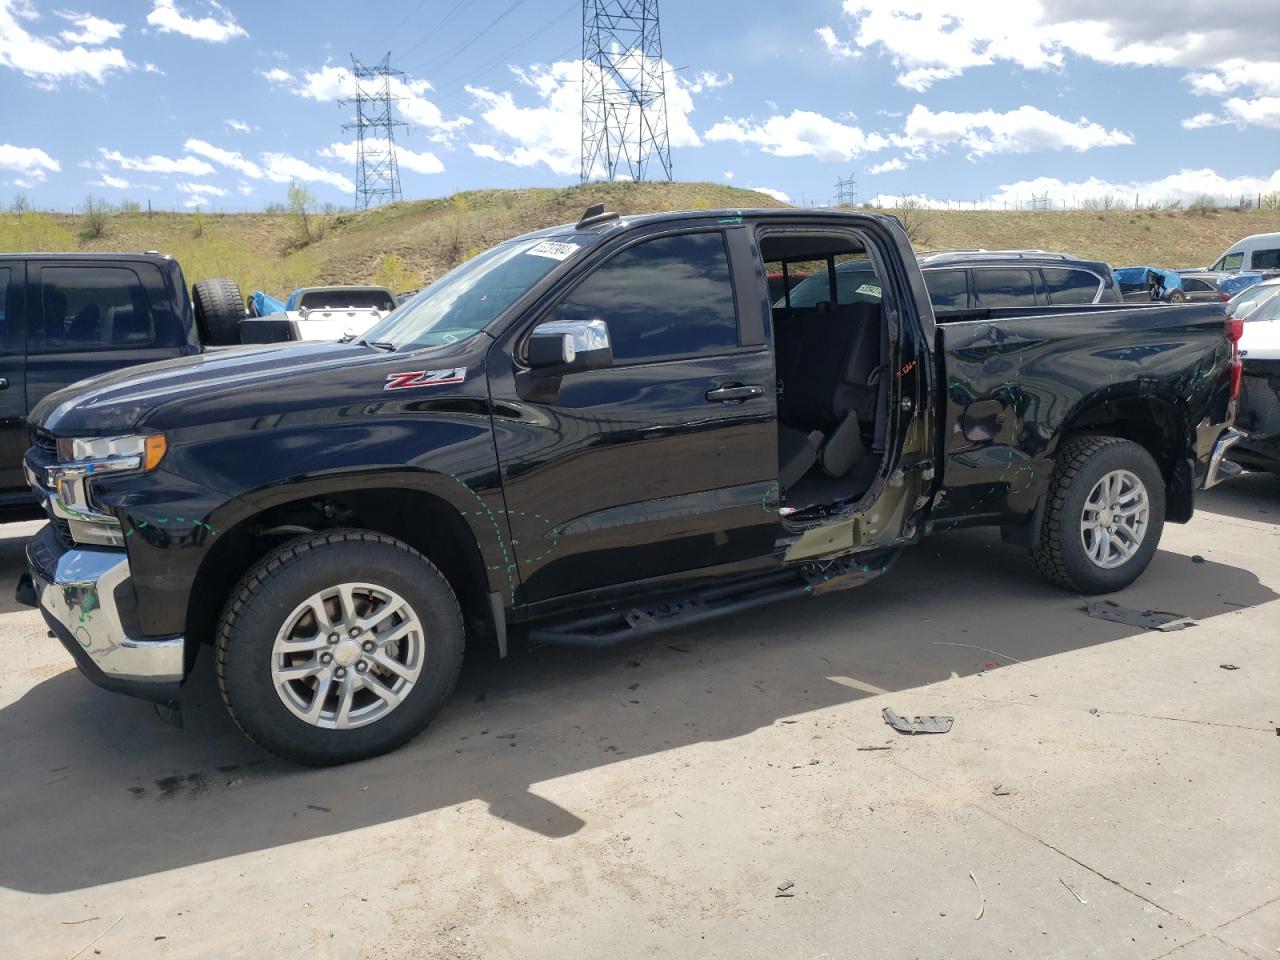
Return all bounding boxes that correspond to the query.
[55,434,167,475]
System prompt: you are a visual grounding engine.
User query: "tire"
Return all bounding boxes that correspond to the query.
[215,530,465,765]
[192,278,244,346]
[1168,290,1186,304]
[1031,435,1166,594]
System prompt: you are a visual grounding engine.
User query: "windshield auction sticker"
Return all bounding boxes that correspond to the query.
[384,368,466,391]
[526,240,579,261]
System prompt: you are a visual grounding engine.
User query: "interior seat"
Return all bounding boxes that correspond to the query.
[776,301,883,484]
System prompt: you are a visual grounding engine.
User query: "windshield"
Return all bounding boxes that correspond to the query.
[1239,288,1280,321]
[360,237,579,349]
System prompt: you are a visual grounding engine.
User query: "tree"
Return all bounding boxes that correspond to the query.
[893,196,931,245]
[373,252,419,293]
[82,195,111,238]
[287,179,317,242]
[11,192,30,218]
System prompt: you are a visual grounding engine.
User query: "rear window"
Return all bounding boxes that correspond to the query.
[1251,249,1280,271]
[925,269,968,309]
[972,268,1039,308]
[1043,267,1100,304]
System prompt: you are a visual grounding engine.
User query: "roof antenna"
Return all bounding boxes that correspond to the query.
[577,202,620,229]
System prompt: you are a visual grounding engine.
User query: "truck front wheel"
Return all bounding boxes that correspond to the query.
[1031,435,1166,594]
[215,531,465,765]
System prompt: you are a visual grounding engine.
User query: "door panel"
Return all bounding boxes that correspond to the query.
[488,227,782,606]
[0,264,28,495]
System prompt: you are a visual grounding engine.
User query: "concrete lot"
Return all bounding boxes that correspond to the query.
[0,474,1276,960]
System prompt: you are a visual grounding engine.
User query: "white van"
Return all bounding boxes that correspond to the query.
[1209,232,1280,273]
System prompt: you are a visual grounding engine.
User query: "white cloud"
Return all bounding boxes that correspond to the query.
[57,11,123,45]
[143,61,163,74]
[260,152,354,193]
[868,165,1280,210]
[1221,95,1280,129]
[275,63,469,139]
[749,186,791,204]
[319,140,444,175]
[184,138,262,178]
[903,103,1133,156]
[706,109,890,162]
[225,118,250,133]
[723,170,734,180]
[0,0,131,86]
[0,142,59,181]
[99,147,214,176]
[815,26,857,60]
[88,173,157,190]
[1186,59,1280,98]
[868,158,907,174]
[146,0,246,44]
[1181,112,1222,130]
[835,0,1280,103]
[177,180,227,207]
[686,70,733,93]
[466,57,703,178]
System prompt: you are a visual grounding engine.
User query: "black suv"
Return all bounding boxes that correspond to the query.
[919,250,1122,313]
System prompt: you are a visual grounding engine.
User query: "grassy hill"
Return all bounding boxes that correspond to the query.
[3,181,1278,297]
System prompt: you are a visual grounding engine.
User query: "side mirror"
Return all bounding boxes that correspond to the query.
[527,318,613,374]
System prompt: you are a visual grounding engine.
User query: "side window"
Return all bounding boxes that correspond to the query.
[972,269,1038,308]
[1182,278,1212,293]
[1043,267,1100,304]
[925,269,968,309]
[0,267,8,342]
[1251,249,1280,270]
[552,232,739,364]
[1216,252,1244,271]
[36,266,157,352]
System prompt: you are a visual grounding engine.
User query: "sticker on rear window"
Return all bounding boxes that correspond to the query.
[384,368,466,391]
[856,283,882,297]
[527,240,579,261]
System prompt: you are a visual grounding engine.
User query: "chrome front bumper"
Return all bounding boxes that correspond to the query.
[29,540,184,684]
[1203,427,1244,489]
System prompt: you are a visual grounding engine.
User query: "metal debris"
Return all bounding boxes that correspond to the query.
[777,880,794,892]
[969,871,984,920]
[1059,878,1088,904]
[1219,664,1239,671]
[883,707,953,735]
[1083,600,1197,632]
[67,917,122,960]
[992,784,1016,796]
[856,745,893,751]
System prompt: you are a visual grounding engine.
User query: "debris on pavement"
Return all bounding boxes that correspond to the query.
[856,745,892,751]
[1083,600,1197,632]
[67,916,122,960]
[776,880,795,897]
[1219,664,1239,671]
[1089,708,1099,715]
[1191,555,1206,564]
[1059,878,1088,904]
[883,707,953,735]
[60,917,101,926]
[969,871,984,920]
[992,784,1016,796]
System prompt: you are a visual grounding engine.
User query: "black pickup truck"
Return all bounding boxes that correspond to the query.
[19,207,1241,765]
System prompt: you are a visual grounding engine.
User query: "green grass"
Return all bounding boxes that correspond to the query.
[3,183,1278,296]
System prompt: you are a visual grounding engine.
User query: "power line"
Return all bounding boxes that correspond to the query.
[444,1,578,87]
[419,0,531,74]
[396,0,474,62]
[374,0,429,51]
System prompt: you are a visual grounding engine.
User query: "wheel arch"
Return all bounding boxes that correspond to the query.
[187,473,508,656]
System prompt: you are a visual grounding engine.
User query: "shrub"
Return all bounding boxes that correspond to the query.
[1187,194,1217,216]
[82,195,111,237]
[372,252,419,292]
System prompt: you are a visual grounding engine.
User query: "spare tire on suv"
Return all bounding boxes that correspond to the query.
[192,278,244,345]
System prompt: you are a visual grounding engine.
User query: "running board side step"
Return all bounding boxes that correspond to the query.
[529,549,902,648]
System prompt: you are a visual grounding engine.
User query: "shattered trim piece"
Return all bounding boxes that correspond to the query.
[882,707,953,735]
[1083,600,1197,632]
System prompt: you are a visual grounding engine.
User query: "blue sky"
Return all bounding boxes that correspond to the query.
[1,0,1278,212]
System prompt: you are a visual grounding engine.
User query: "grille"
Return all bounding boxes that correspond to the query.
[50,515,74,549]
[29,428,58,458]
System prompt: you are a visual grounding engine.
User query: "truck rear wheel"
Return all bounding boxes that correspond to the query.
[215,530,465,765]
[192,278,244,345]
[1031,435,1166,594]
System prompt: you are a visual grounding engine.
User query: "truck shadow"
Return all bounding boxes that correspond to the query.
[1198,469,1280,523]
[0,523,1274,894]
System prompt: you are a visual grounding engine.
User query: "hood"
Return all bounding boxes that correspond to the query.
[32,341,397,436]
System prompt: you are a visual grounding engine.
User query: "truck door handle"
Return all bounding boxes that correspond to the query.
[0,378,8,390]
[706,383,764,403]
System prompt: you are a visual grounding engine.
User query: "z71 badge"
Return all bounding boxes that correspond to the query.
[384,368,466,391]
